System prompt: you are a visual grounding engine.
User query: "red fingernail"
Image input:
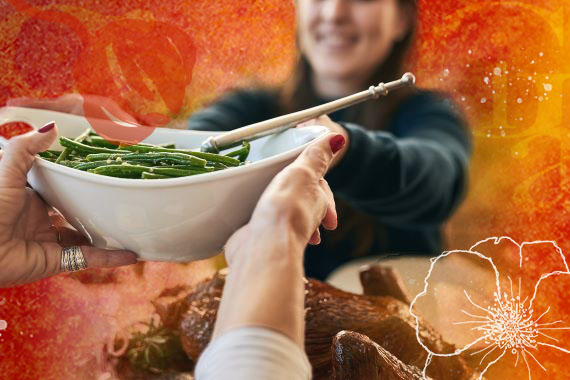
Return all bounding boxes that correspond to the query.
[38,122,56,133]
[330,134,345,154]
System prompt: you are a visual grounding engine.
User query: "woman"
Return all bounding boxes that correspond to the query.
[8,0,470,281]
[0,123,345,379]
[187,0,471,279]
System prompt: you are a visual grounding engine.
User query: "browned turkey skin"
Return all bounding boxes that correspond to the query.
[149,265,482,380]
[332,330,428,380]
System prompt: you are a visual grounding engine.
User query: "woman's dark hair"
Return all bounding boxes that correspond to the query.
[279,0,419,131]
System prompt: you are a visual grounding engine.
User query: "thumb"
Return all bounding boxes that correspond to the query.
[0,122,58,188]
[294,133,346,179]
[7,93,85,115]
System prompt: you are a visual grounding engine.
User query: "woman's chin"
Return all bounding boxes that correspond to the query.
[314,64,364,83]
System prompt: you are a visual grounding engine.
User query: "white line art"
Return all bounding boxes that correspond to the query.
[410,237,570,380]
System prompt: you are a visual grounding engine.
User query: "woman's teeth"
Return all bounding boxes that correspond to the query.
[318,34,356,48]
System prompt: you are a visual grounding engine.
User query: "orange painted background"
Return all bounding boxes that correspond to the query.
[0,0,569,379]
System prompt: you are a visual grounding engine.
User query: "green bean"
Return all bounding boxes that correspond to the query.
[85,153,125,161]
[206,161,228,170]
[86,156,155,166]
[91,136,178,151]
[149,167,209,177]
[142,172,172,179]
[124,160,156,167]
[225,141,250,162]
[59,137,130,155]
[57,160,81,168]
[73,161,112,171]
[88,165,145,178]
[89,164,210,179]
[89,136,121,149]
[162,165,215,172]
[38,151,58,159]
[118,144,241,167]
[54,131,246,179]
[85,152,207,167]
[56,128,91,163]
[121,152,207,167]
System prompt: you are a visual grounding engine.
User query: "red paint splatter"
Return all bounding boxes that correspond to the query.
[0,122,33,139]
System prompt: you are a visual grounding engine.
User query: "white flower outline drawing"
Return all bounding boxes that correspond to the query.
[410,236,570,380]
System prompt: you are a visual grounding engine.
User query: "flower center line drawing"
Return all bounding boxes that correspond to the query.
[457,278,570,377]
[410,237,570,380]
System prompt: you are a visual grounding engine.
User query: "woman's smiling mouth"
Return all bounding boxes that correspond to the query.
[315,30,359,51]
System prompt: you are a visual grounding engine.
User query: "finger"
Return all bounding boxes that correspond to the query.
[293,133,346,179]
[49,210,70,227]
[7,94,84,115]
[0,240,137,287]
[297,118,318,128]
[308,228,321,245]
[51,226,91,246]
[0,241,61,287]
[319,180,337,230]
[297,115,332,128]
[81,246,138,268]
[47,210,90,245]
[0,122,58,188]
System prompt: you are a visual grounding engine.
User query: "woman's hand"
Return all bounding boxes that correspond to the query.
[7,93,86,116]
[225,133,346,265]
[215,133,346,347]
[7,94,189,129]
[297,115,349,168]
[7,93,140,125]
[0,122,137,288]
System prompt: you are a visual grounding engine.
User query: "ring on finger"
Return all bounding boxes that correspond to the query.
[60,246,88,272]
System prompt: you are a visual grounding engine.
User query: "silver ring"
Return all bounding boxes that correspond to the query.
[60,246,88,272]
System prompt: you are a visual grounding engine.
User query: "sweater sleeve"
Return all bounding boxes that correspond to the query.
[325,93,471,228]
[194,327,312,380]
[187,90,278,132]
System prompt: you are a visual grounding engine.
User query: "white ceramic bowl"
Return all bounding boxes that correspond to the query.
[0,107,328,261]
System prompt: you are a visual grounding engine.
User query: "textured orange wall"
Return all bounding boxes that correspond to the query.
[1,0,569,379]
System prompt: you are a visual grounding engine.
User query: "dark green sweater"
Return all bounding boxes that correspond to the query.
[188,90,471,280]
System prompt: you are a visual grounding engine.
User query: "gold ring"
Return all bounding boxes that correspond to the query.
[60,246,88,272]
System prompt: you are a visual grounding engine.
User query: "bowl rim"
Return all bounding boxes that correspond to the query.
[32,125,329,188]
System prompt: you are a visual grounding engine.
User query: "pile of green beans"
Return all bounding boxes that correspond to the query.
[38,131,251,180]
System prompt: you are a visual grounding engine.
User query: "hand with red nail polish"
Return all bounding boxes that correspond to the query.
[297,115,349,168]
[0,122,138,288]
[216,133,343,346]
[226,132,342,260]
